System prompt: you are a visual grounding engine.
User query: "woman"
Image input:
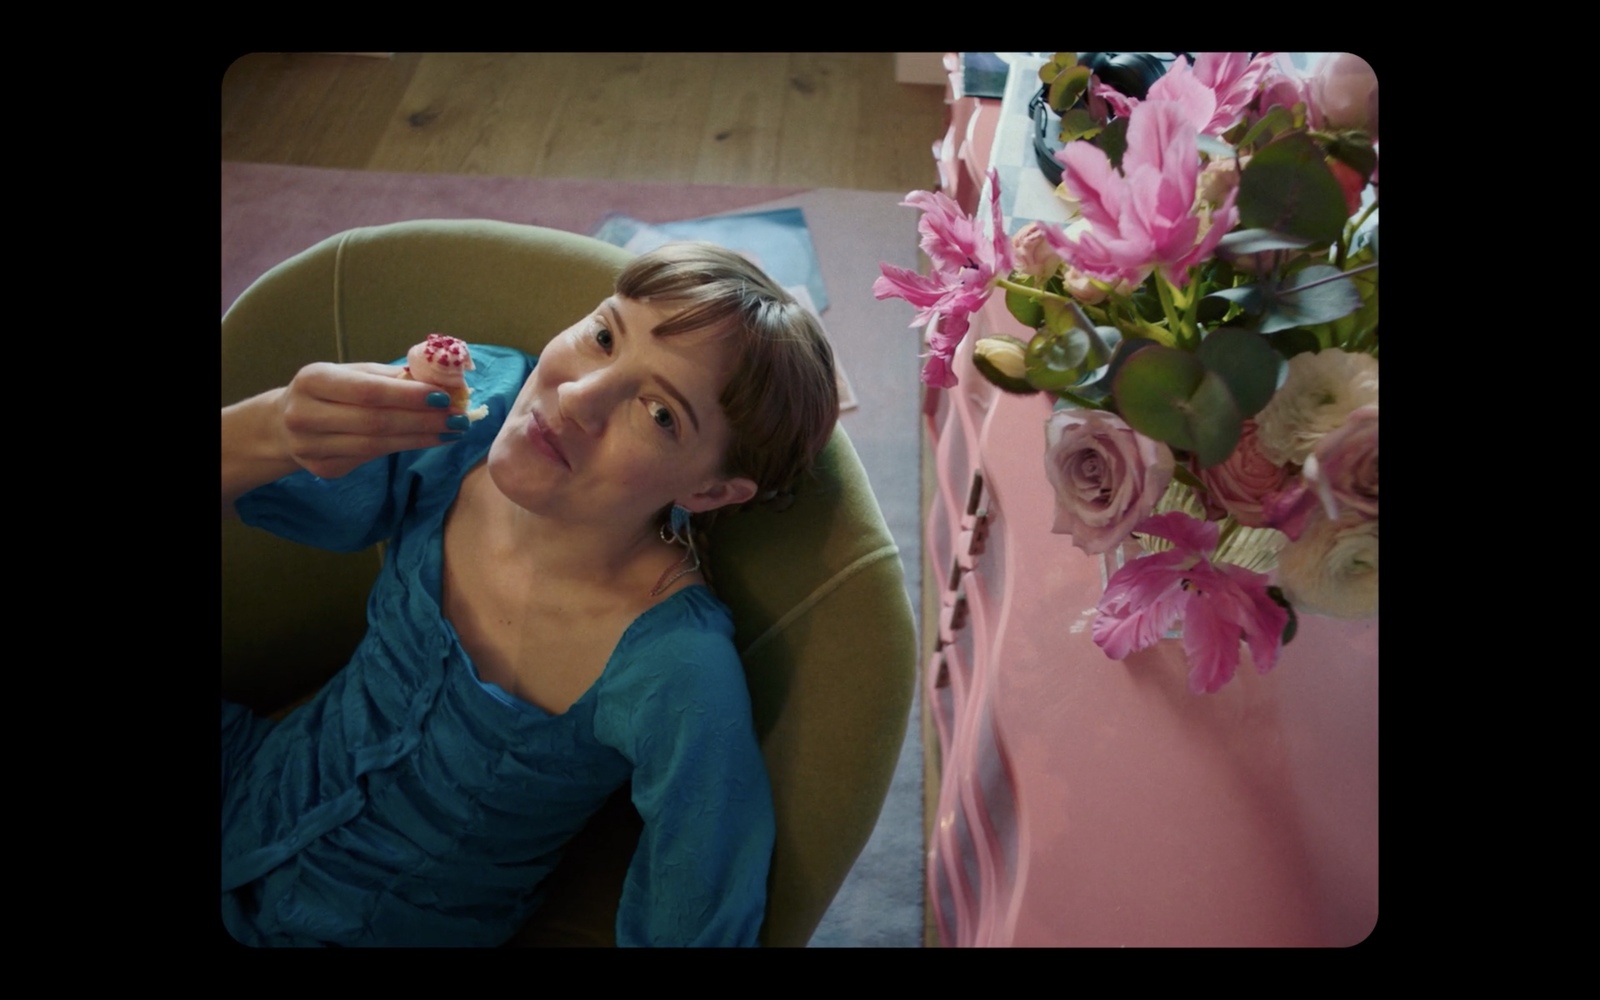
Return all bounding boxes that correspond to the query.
[220,242,840,947]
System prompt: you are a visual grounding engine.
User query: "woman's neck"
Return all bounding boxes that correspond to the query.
[458,464,685,601]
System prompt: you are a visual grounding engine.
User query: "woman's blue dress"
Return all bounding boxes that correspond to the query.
[221,346,774,947]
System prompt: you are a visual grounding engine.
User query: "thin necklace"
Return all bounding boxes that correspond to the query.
[649,546,700,597]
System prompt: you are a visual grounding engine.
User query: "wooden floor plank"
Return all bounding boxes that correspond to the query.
[221,52,949,193]
[776,53,865,189]
[532,53,649,181]
[367,52,515,174]
[692,53,791,187]
[449,54,570,179]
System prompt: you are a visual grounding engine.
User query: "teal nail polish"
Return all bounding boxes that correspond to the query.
[438,432,465,443]
[445,414,471,431]
[426,392,451,408]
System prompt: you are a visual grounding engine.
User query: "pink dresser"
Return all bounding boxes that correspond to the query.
[922,57,1379,947]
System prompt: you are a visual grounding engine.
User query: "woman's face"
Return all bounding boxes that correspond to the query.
[487,295,756,530]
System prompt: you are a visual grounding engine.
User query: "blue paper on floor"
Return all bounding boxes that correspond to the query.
[591,207,830,313]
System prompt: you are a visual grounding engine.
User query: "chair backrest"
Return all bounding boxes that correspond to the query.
[221,219,918,946]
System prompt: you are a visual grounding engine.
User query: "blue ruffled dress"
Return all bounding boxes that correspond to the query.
[221,346,774,947]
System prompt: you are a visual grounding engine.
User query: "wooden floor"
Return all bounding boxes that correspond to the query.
[221,53,949,193]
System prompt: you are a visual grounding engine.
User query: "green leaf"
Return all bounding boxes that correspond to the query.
[1258,264,1364,333]
[1267,327,1322,358]
[1130,279,1165,323]
[1092,323,1123,360]
[1195,292,1231,326]
[1310,251,1378,350]
[1267,586,1299,645]
[1185,374,1244,469]
[1040,297,1079,336]
[1215,228,1312,257]
[1025,326,1096,390]
[1238,104,1295,151]
[1196,328,1282,418]
[1095,117,1130,173]
[1048,65,1092,113]
[1058,107,1103,143]
[1038,52,1079,86]
[1099,336,1159,398]
[1113,345,1243,467]
[1237,133,1350,245]
[1005,282,1045,329]
[1208,284,1264,316]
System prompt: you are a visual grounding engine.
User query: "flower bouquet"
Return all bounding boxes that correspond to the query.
[875,52,1378,695]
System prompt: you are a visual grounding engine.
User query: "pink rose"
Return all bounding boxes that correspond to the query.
[1061,266,1135,305]
[1257,58,1310,119]
[1304,405,1377,522]
[1011,222,1064,282]
[1044,409,1175,554]
[1257,53,1378,140]
[1198,420,1293,527]
[1309,53,1378,139]
[1062,266,1107,305]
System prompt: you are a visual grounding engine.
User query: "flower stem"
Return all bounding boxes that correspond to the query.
[1280,261,1379,295]
[1155,273,1186,348]
[1216,518,1241,552]
[995,276,1073,305]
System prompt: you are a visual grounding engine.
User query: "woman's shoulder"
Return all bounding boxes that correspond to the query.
[628,585,737,653]
[591,586,760,761]
[598,588,746,704]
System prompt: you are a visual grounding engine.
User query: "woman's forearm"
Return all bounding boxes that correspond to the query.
[222,387,299,518]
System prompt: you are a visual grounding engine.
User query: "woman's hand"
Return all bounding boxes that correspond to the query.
[222,361,465,516]
[275,361,465,479]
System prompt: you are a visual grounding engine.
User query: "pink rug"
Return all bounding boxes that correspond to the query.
[222,162,808,316]
[220,160,928,946]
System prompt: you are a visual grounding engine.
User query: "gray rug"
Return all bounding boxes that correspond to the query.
[221,164,927,946]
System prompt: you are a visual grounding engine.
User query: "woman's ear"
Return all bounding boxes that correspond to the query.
[681,476,758,513]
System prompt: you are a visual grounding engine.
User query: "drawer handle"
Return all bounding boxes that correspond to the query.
[939,590,969,645]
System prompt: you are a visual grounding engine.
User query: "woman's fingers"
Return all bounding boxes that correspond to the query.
[277,361,471,477]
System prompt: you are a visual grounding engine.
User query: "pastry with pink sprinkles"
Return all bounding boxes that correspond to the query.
[401,333,489,422]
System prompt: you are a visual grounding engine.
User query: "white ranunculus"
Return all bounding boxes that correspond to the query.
[1276,510,1378,618]
[1254,350,1379,466]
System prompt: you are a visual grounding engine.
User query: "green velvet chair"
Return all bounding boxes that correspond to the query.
[220,219,918,947]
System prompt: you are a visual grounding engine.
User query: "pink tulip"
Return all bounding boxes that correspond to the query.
[1049,100,1240,289]
[874,169,1012,388]
[1093,511,1289,694]
[1094,53,1275,138]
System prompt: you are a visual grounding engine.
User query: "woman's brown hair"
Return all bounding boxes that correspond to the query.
[616,242,841,507]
